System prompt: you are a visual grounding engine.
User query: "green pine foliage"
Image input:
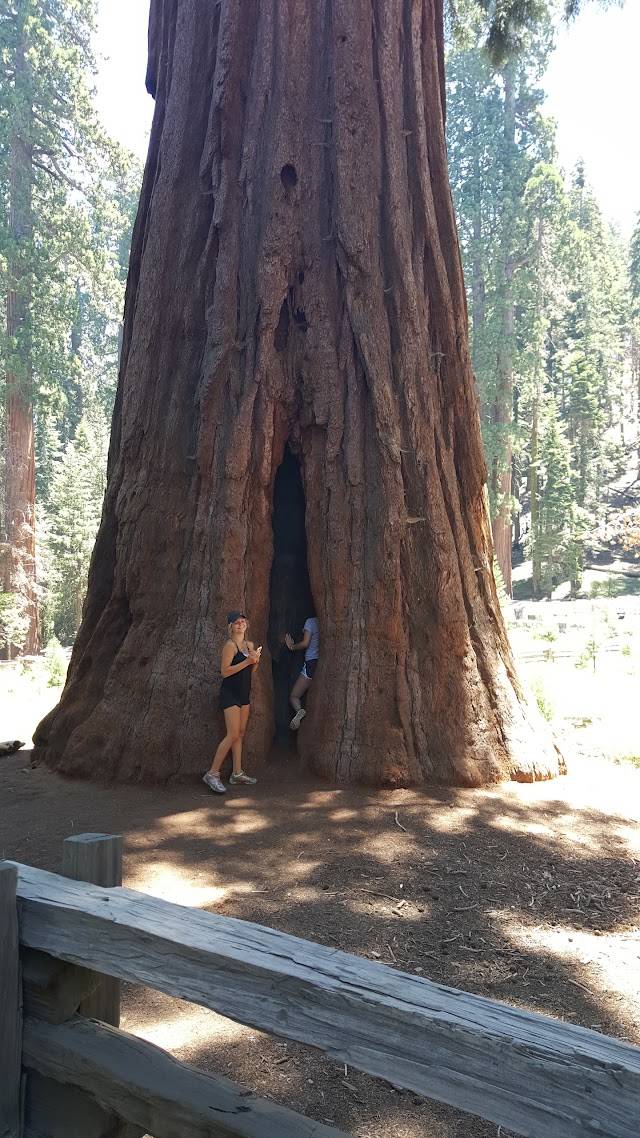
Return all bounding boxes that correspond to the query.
[41,409,107,642]
[447,27,634,599]
[630,214,640,317]
[0,591,30,653]
[1,1,141,648]
[446,28,554,527]
[534,397,584,596]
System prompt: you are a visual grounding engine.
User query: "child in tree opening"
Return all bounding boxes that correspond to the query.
[285,613,320,730]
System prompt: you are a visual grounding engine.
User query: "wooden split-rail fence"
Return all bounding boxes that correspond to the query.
[1,834,639,1138]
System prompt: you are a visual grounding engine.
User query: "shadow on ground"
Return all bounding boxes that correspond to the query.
[2,747,639,1138]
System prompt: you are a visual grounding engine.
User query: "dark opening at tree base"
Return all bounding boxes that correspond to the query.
[268,445,315,742]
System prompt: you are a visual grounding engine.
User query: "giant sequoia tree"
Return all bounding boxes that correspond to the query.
[34,0,564,786]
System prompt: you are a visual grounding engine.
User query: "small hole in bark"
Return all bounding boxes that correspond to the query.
[280,164,298,191]
[268,444,315,743]
[339,34,347,43]
[274,298,290,351]
[293,307,308,333]
[297,270,305,284]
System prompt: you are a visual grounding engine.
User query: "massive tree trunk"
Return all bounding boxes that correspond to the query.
[2,13,39,658]
[34,0,563,786]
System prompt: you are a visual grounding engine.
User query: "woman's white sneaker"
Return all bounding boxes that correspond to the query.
[203,772,226,793]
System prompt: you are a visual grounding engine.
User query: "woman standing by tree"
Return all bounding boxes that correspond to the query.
[203,612,261,793]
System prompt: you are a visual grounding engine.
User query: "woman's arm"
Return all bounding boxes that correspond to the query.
[285,630,311,652]
[220,641,255,678]
[248,641,261,671]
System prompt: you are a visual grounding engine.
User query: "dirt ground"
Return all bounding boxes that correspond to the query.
[2,743,640,1138]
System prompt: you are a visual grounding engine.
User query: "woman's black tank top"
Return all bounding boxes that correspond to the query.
[219,644,252,708]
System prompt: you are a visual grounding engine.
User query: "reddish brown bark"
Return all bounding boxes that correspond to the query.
[489,62,516,600]
[34,0,563,785]
[3,364,38,657]
[2,22,39,658]
[491,265,514,600]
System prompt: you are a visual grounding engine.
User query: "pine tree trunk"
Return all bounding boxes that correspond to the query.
[530,217,544,601]
[33,0,563,786]
[491,268,514,598]
[530,395,541,599]
[2,12,39,658]
[490,62,516,600]
[634,331,640,478]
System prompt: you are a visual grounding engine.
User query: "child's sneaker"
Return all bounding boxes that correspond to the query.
[203,772,226,793]
[229,771,257,785]
[290,708,306,731]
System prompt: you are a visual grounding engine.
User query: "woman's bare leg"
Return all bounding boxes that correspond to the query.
[231,705,251,774]
[290,674,311,713]
[209,707,240,774]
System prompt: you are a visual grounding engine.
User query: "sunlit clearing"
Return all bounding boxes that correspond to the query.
[129,1008,247,1053]
[157,809,220,834]
[156,805,268,835]
[491,813,569,841]
[495,917,640,1024]
[491,806,640,856]
[353,1112,436,1138]
[290,859,324,875]
[130,862,226,908]
[413,806,477,834]
[487,801,637,855]
[218,806,269,833]
[509,762,640,828]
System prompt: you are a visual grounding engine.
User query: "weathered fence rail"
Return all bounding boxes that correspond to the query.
[2,837,640,1138]
[22,1015,344,1138]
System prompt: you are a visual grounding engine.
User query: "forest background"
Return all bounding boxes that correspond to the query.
[1,0,639,667]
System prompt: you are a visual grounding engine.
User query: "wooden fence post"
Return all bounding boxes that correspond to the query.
[0,862,23,1138]
[22,835,141,1138]
[61,834,122,1026]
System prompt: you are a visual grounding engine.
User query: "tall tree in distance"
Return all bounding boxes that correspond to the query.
[446,25,553,596]
[1,0,139,656]
[516,162,580,596]
[1,0,37,654]
[34,0,564,787]
[628,213,640,477]
[559,165,627,515]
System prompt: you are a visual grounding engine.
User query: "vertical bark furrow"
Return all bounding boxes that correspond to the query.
[34,0,562,787]
[3,14,39,657]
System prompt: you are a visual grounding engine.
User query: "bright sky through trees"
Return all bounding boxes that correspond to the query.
[91,1,640,236]
[93,0,152,159]
[543,2,640,238]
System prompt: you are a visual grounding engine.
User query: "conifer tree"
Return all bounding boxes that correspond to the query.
[44,411,107,641]
[630,213,640,476]
[446,25,553,593]
[536,397,582,597]
[0,0,139,655]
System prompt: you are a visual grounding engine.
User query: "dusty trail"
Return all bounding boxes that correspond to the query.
[3,748,639,1137]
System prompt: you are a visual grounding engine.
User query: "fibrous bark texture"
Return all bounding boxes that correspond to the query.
[2,49,39,658]
[2,364,38,657]
[34,0,563,785]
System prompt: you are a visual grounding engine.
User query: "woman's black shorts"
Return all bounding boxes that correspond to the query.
[219,692,251,710]
[302,658,318,679]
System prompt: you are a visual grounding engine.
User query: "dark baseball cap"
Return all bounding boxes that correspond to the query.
[227,610,246,623]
